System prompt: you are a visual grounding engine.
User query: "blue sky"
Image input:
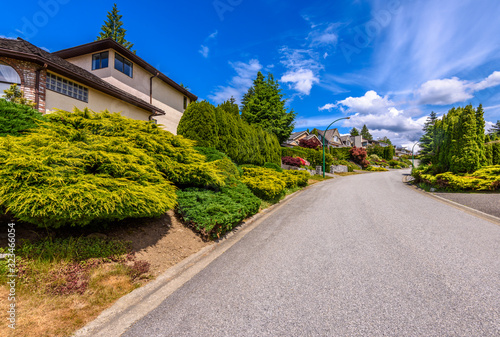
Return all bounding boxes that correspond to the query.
[2,0,500,149]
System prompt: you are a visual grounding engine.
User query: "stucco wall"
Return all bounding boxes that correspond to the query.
[64,49,189,134]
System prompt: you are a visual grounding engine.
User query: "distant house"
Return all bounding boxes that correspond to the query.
[339,135,365,148]
[365,139,389,148]
[316,128,343,148]
[395,147,411,156]
[0,37,197,134]
[282,131,321,148]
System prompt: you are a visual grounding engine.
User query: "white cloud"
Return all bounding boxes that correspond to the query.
[208,59,263,104]
[473,71,500,91]
[208,30,218,39]
[416,71,500,105]
[337,90,394,115]
[279,47,323,96]
[281,69,318,95]
[308,23,338,47]
[199,45,209,58]
[319,103,336,111]
[417,77,473,105]
[199,30,218,58]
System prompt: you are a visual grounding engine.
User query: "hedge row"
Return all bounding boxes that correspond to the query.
[178,101,281,166]
[412,165,500,191]
[281,147,334,167]
[0,99,46,136]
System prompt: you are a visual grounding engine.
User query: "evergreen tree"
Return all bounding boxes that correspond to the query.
[218,97,239,116]
[241,71,296,144]
[379,136,392,145]
[450,105,480,173]
[489,120,500,136]
[475,104,486,165]
[96,3,135,51]
[2,84,36,108]
[419,111,437,164]
[177,101,218,148]
[360,124,372,140]
[350,127,360,136]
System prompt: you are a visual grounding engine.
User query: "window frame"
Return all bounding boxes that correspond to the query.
[183,96,188,110]
[92,51,109,70]
[46,73,88,103]
[114,53,133,77]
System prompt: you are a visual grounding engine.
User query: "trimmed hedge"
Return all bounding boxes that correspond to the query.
[412,165,500,191]
[329,147,351,160]
[176,180,261,240]
[178,101,281,166]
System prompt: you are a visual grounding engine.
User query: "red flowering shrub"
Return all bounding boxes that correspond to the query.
[349,146,369,168]
[281,156,302,167]
[298,138,321,149]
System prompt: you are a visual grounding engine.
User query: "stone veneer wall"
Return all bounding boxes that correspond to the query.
[0,56,46,113]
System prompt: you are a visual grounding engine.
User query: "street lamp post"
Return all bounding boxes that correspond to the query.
[322,117,350,178]
[411,142,419,169]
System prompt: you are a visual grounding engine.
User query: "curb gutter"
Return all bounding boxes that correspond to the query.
[403,179,500,226]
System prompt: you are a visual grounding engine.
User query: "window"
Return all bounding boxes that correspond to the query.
[115,53,133,77]
[92,51,109,70]
[0,63,21,93]
[46,73,88,102]
[183,96,188,110]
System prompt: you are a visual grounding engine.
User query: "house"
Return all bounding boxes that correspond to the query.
[282,131,321,148]
[365,139,389,147]
[0,37,197,134]
[339,135,365,148]
[316,128,343,148]
[395,147,411,156]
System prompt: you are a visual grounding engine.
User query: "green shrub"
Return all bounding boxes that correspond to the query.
[0,98,46,136]
[240,167,287,201]
[412,165,500,191]
[283,170,309,187]
[263,162,283,172]
[329,147,351,160]
[0,109,224,228]
[176,180,261,239]
[366,166,389,172]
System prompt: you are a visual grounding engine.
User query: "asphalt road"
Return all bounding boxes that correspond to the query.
[123,169,500,336]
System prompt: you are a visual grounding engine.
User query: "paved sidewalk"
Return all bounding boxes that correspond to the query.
[434,192,500,219]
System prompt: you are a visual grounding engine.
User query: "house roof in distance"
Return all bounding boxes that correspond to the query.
[52,39,198,102]
[0,37,164,116]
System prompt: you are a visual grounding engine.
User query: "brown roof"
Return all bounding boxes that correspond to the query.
[0,37,165,116]
[52,39,197,102]
[317,128,341,144]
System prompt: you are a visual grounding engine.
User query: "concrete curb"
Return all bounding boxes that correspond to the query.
[403,178,500,226]
[73,179,332,337]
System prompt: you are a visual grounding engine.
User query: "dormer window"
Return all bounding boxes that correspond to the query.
[92,51,109,70]
[115,53,133,77]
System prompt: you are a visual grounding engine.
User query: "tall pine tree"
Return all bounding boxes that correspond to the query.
[419,111,437,164]
[360,124,372,140]
[350,127,360,136]
[475,104,486,165]
[241,72,296,144]
[96,4,135,51]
